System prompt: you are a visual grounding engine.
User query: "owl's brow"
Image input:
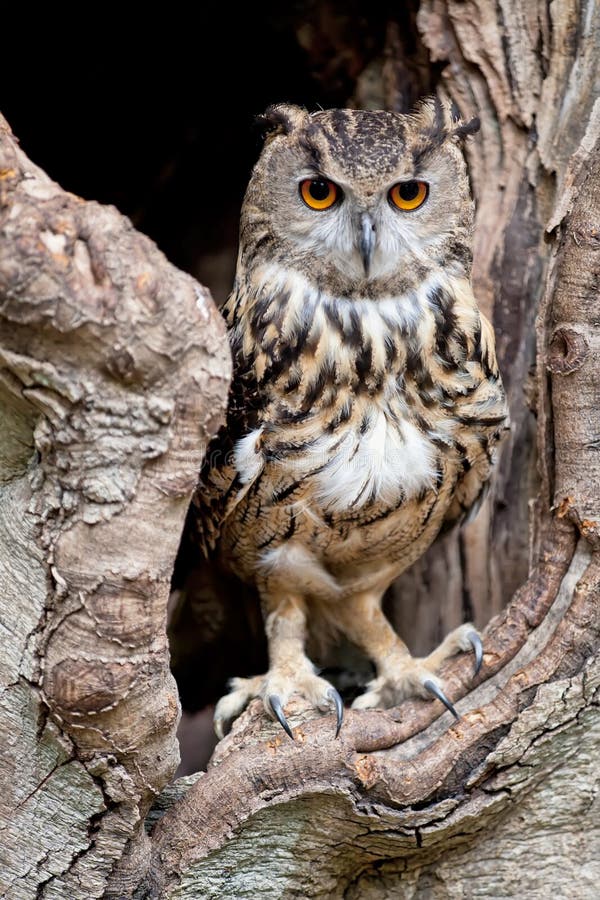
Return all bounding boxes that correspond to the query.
[298,123,324,170]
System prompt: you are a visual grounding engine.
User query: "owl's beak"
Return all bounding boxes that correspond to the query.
[359,213,376,276]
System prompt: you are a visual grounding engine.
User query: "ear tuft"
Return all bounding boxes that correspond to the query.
[452,116,481,141]
[413,96,480,146]
[255,104,308,143]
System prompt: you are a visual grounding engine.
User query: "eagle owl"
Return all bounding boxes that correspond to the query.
[194,99,508,740]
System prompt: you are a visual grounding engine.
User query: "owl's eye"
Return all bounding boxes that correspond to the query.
[299,177,339,210]
[389,180,429,211]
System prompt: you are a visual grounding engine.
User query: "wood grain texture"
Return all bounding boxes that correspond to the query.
[0,114,230,897]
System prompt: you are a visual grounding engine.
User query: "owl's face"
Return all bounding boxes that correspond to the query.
[241,101,477,296]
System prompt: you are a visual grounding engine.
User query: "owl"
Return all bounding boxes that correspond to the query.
[193,99,508,740]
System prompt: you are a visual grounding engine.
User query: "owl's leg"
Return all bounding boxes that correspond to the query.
[336,592,481,716]
[261,596,344,737]
[214,595,343,740]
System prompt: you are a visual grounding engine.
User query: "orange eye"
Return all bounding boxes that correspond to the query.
[389,180,428,211]
[300,177,339,210]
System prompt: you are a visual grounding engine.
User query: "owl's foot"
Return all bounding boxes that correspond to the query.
[213,674,264,739]
[214,667,343,741]
[352,624,482,717]
[265,668,343,740]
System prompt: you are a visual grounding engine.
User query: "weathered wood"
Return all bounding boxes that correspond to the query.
[0,116,230,897]
[151,624,600,898]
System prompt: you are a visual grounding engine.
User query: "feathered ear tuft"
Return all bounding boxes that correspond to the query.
[255,104,309,143]
[451,116,480,140]
[414,96,480,144]
[412,96,480,166]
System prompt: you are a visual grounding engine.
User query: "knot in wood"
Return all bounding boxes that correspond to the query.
[547,328,588,375]
[354,753,379,789]
[44,658,137,716]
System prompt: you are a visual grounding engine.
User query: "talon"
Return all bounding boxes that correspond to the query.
[423,679,459,720]
[214,718,226,740]
[327,687,344,738]
[468,631,483,675]
[268,694,294,740]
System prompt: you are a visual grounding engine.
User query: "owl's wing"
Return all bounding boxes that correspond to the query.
[188,426,238,559]
[442,312,510,530]
[189,324,266,559]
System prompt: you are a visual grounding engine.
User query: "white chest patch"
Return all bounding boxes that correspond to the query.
[233,414,437,514]
[232,266,452,514]
[306,410,437,513]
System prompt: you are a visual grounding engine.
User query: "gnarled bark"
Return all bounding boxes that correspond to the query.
[0,116,230,897]
[1,1,599,897]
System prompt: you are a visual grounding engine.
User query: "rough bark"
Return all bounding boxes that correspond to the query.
[1,1,599,898]
[0,117,230,897]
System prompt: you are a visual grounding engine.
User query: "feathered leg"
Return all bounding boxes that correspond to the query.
[214,593,342,739]
[335,592,481,716]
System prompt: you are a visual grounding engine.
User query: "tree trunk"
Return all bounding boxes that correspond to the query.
[1,1,599,898]
[0,118,231,897]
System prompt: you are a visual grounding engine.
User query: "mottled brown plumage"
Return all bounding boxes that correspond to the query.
[193,99,508,738]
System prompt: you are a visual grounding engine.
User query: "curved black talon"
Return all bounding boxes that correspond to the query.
[328,687,344,739]
[423,679,460,720]
[468,631,484,675]
[268,694,294,740]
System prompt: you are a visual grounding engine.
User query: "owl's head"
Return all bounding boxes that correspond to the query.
[241,99,479,295]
